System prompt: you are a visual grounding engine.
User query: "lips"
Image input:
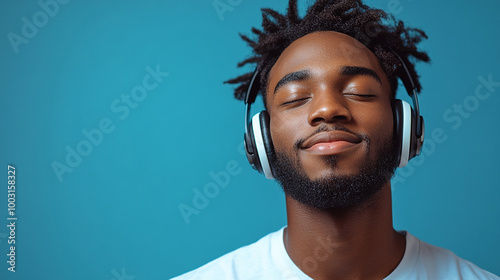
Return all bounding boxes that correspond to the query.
[301,130,362,152]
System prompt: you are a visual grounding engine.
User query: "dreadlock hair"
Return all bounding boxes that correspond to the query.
[224,0,430,106]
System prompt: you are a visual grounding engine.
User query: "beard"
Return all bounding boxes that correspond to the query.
[270,128,399,210]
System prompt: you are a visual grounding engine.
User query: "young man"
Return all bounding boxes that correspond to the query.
[173,0,499,279]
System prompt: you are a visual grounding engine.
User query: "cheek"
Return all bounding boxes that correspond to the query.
[269,111,304,153]
[358,103,394,143]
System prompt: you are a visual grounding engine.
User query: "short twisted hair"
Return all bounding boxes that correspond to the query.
[225,0,430,104]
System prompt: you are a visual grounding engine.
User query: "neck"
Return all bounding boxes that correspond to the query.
[283,183,405,280]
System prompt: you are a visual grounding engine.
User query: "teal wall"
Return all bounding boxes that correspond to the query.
[0,0,499,279]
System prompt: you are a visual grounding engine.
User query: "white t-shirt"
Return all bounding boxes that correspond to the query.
[172,227,499,280]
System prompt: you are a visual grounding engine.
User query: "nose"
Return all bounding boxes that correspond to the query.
[307,89,352,126]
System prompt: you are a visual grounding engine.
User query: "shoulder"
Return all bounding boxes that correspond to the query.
[388,232,500,280]
[170,227,287,280]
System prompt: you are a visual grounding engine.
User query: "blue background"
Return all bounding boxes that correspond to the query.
[0,0,499,279]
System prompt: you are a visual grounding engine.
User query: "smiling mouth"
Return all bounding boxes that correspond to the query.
[301,130,363,155]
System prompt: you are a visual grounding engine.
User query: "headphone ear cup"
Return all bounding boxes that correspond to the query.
[244,114,261,173]
[393,99,404,166]
[394,99,414,168]
[248,111,274,179]
[258,111,274,179]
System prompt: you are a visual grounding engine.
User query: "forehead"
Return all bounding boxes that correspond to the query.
[267,31,389,92]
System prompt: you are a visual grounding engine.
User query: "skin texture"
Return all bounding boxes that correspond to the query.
[266,31,406,280]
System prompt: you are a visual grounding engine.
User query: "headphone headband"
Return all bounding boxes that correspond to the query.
[244,67,261,134]
[244,67,261,105]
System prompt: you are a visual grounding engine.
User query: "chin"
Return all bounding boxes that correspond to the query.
[300,155,367,180]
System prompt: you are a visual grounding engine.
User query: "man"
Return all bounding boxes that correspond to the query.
[172,0,499,279]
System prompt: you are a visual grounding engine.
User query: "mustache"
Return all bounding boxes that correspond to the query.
[294,125,369,150]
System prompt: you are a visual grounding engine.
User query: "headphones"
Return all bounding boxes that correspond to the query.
[243,49,424,179]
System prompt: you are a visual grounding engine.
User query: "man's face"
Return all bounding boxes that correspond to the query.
[266,31,398,209]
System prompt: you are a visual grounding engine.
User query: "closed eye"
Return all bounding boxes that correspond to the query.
[344,94,376,100]
[281,97,310,107]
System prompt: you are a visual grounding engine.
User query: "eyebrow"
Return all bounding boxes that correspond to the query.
[273,66,381,95]
[273,70,311,94]
[341,66,381,84]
